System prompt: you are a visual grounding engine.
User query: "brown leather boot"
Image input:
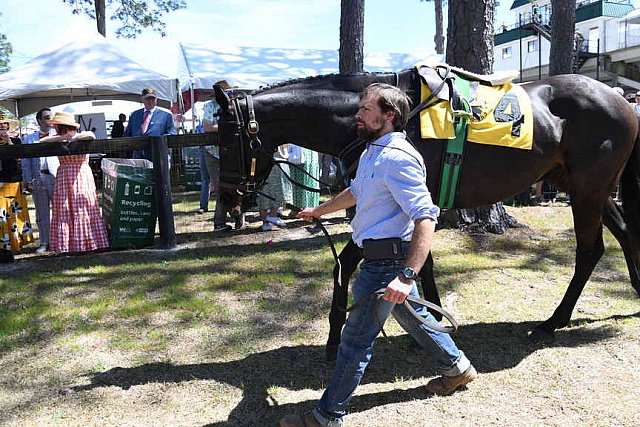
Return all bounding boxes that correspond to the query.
[424,365,478,396]
[279,413,323,427]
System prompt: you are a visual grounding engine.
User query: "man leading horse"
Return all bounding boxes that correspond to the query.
[280,83,477,427]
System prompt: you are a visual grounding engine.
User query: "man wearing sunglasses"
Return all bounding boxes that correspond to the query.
[21,108,59,253]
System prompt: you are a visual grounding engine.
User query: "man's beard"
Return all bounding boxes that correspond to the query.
[356,121,386,141]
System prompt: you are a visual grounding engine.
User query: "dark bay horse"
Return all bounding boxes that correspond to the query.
[213,68,640,347]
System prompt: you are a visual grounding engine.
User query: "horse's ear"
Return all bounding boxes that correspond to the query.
[214,85,230,112]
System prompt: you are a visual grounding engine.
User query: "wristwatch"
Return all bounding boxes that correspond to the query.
[401,267,417,280]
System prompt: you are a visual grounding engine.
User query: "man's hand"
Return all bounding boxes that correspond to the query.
[382,276,414,304]
[297,207,319,222]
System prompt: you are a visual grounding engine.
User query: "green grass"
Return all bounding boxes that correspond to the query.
[2,205,639,427]
[0,231,346,354]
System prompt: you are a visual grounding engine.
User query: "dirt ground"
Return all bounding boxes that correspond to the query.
[2,205,640,427]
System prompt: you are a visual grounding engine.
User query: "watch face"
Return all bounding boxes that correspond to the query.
[402,267,416,279]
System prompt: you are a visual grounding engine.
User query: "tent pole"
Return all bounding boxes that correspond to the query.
[190,84,195,132]
[13,100,22,137]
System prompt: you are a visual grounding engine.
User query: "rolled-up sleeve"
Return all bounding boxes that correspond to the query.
[383,152,440,222]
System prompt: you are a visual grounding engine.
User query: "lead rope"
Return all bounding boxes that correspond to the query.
[347,287,458,342]
[255,189,343,287]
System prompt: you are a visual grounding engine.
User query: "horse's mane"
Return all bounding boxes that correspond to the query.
[255,73,342,92]
[254,69,413,95]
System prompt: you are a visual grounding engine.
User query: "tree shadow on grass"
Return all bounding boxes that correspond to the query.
[70,312,640,427]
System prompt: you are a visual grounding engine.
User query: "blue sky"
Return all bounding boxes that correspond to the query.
[1,0,519,77]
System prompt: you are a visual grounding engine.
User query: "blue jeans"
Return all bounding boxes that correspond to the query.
[313,258,470,426]
[199,148,211,210]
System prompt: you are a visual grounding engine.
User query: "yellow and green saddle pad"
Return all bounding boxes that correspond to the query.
[419,69,533,149]
[417,66,534,208]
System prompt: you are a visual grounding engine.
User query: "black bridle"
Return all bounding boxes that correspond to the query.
[221,92,359,196]
[220,94,266,195]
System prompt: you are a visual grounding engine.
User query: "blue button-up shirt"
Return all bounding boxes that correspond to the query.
[350,131,440,247]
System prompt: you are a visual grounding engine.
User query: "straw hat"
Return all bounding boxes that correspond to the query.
[0,111,19,133]
[48,112,80,129]
[213,80,238,90]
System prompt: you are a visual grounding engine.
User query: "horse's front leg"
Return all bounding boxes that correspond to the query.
[326,239,361,361]
[530,203,606,342]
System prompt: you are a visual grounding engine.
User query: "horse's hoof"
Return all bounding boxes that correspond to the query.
[529,327,555,344]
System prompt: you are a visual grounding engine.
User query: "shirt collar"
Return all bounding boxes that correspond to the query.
[367,131,405,149]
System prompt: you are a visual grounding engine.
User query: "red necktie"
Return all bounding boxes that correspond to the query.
[141,110,151,134]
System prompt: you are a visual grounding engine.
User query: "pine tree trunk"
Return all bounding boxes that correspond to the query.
[549,0,577,76]
[339,0,365,74]
[434,0,445,54]
[446,0,495,74]
[445,0,518,234]
[95,0,106,36]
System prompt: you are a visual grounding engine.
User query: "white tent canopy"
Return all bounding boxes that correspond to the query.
[177,42,434,94]
[623,8,640,24]
[0,33,176,117]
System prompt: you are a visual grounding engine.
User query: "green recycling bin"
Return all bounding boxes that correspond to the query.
[182,146,202,191]
[101,158,157,248]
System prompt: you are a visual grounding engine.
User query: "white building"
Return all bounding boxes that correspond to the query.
[493,0,640,92]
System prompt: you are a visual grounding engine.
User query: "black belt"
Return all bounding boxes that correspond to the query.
[360,238,408,261]
[40,169,51,175]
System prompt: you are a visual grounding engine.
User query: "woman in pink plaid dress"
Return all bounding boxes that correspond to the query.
[41,112,109,253]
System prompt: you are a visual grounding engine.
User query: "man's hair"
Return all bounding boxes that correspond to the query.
[35,108,51,121]
[362,83,411,131]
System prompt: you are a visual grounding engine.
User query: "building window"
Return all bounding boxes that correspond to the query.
[502,47,512,59]
[527,39,538,53]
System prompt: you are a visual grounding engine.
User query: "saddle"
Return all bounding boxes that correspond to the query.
[415,64,534,209]
[416,64,533,150]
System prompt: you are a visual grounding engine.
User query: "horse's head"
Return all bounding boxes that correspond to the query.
[213,71,417,208]
[214,86,276,209]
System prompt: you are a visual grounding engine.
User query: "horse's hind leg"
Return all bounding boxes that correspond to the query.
[602,197,640,296]
[530,200,606,342]
[419,252,443,321]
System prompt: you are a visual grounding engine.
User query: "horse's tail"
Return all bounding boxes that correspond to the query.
[620,127,640,241]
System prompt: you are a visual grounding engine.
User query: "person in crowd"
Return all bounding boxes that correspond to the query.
[257,144,292,232]
[574,30,585,52]
[110,113,126,139]
[319,153,334,192]
[0,112,33,261]
[21,107,59,253]
[204,80,245,231]
[41,112,109,253]
[633,91,640,118]
[281,83,477,427]
[195,123,212,214]
[288,144,320,209]
[123,88,176,160]
[532,1,541,24]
